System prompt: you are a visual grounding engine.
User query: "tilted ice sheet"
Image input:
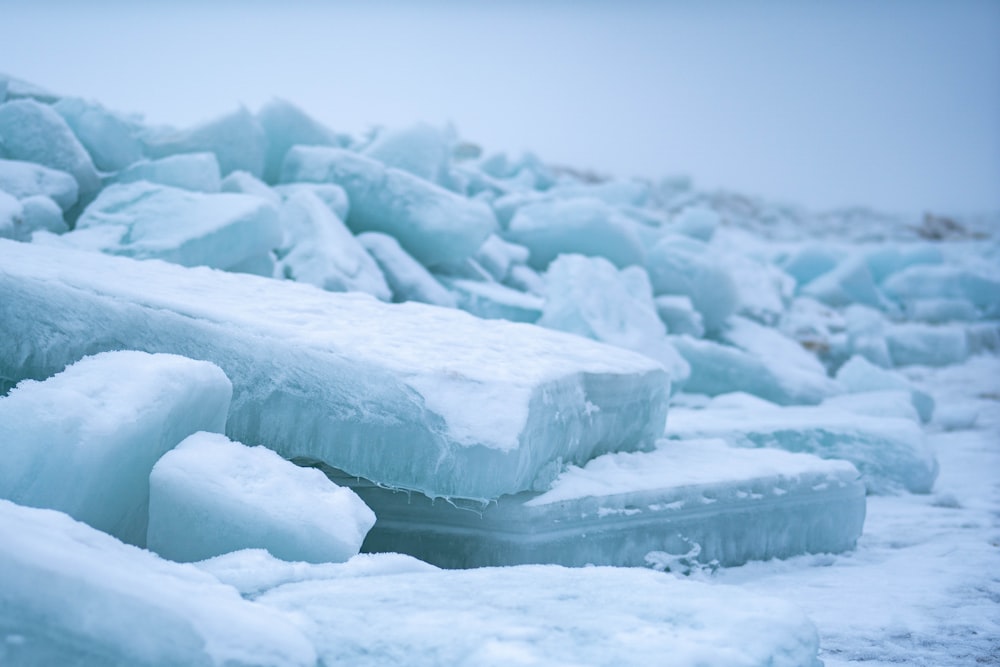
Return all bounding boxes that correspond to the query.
[0,500,316,667]
[143,106,267,178]
[0,351,232,546]
[255,564,821,667]
[0,240,669,500]
[0,158,78,210]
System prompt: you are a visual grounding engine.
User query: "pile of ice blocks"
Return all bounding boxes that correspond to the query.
[2,71,997,666]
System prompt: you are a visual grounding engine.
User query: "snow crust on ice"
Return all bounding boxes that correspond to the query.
[0,350,232,547]
[0,239,669,500]
[0,158,79,210]
[255,564,821,667]
[281,146,496,267]
[0,499,316,667]
[148,432,375,563]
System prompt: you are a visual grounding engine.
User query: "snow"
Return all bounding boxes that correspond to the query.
[0,351,231,546]
[148,432,375,563]
[0,158,79,210]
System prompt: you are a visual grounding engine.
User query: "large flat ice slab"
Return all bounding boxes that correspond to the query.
[0,351,232,546]
[254,562,821,667]
[322,439,865,568]
[0,240,669,500]
[0,499,316,667]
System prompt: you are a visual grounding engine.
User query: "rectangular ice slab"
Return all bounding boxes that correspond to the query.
[255,563,821,667]
[320,439,865,569]
[0,240,669,501]
[0,351,232,546]
[0,499,316,667]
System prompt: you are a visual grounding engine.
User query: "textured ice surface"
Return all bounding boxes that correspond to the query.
[836,354,935,422]
[53,97,143,172]
[0,240,669,500]
[671,205,719,241]
[539,254,690,386]
[14,195,66,239]
[646,234,739,331]
[221,170,282,206]
[0,500,316,667]
[358,231,457,307]
[276,189,390,300]
[0,158,78,210]
[443,276,544,322]
[115,152,223,192]
[0,351,231,546]
[281,146,495,267]
[362,122,451,184]
[0,191,22,240]
[504,197,645,269]
[144,106,266,178]
[473,233,530,282]
[882,264,1000,316]
[274,182,350,220]
[53,181,282,271]
[673,335,839,405]
[780,244,842,286]
[348,438,864,568]
[821,390,921,423]
[148,432,375,563]
[255,564,821,667]
[0,99,100,208]
[667,403,938,493]
[886,323,970,367]
[801,254,887,309]
[256,97,342,184]
[655,294,706,336]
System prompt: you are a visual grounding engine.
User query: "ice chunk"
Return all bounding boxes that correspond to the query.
[145,107,266,178]
[0,240,669,500]
[347,438,863,568]
[835,354,935,422]
[257,97,342,183]
[667,403,938,493]
[115,152,222,192]
[276,190,390,300]
[726,253,795,325]
[443,277,544,322]
[654,295,705,337]
[779,296,846,363]
[0,500,316,667]
[148,432,375,563]
[673,335,838,405]
[473,233,530,282]
[780,244,842,286]
[0,99,100,208]
[539,254,690,387]
[504,197,645,269]
[53,97,143,172]
[274,182,350,220]
[885,322,970,367]
[0,351,231,545]
[361,122,451,183]
[843,303,892,367]
[671,205,719,241]
[221,170,282,207]
[0,72,60,103]
[256,562,820,667]
[19,195,67,238]
[883,264,1000,316]
[821,390,921,423]
[357,231,457,307]
[646,235,739,331]
[905,298,980,323]
[505,262,546,295]
[60,181,282,271]
[801,254,887,309]
[281,146,495,267]
[546,178,650,207]
[0,158,79,210]
[0,191,22,240]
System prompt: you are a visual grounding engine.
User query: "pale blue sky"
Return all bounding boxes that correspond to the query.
[3,1,998,215]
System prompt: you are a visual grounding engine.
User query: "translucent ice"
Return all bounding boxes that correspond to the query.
[349,438,863,568]
[257,97,342,183]
[882,264,1000,317]
[654,294,706,337]
[361,122,451,184]
[671,205,719,241]
[645,234,739,331]
[0,99,100,209]
[0,500,316,667]
[17,195,67,239]
[779,244,841,285]
[281,146,496,267]
[885,322,970,367]
[357,231,457,307]
[57,181,282,271]
[0,158,78,210]
[276,189,390,300]
[255,563,821,667]
[667,403,938,493]
[148,432,375,563]
[835,354,935,422]
[473,233,531,282]
[115,152,223,192]
[539,254,690,387]
[274,182,349,220]
[801,254,887,309]
[443,277,544,322]
[0,351,232,545]
[504,197,645,269]
[144,106,267,178]
[0,240,669,500]
[221,170,282,207]
[53,97,143,172]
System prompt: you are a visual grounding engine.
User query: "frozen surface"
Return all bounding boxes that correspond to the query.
[0,191,22,240]
[885,322,970,367]
[801,254,886,309]
[836,354,935,422]
[256,564,821,667]
[348,438,864,568]
[257,97,342,184]
[361,122,451,184]
[18,195,67,238]
[51,181,282,271]
[0,158,78,210]
[0,500,316,667]
[0,351,231,546]
[358,231,457,307]
[667,402,938,493]
[144,106,267,178]
[654,294,706,337]
[444,276,544,322]
[53,97,143,172]
[148,432,375,563]
[281,146,495,267]
[645,234,739,331]
[0,240,669,500]
[115,152,223,192]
